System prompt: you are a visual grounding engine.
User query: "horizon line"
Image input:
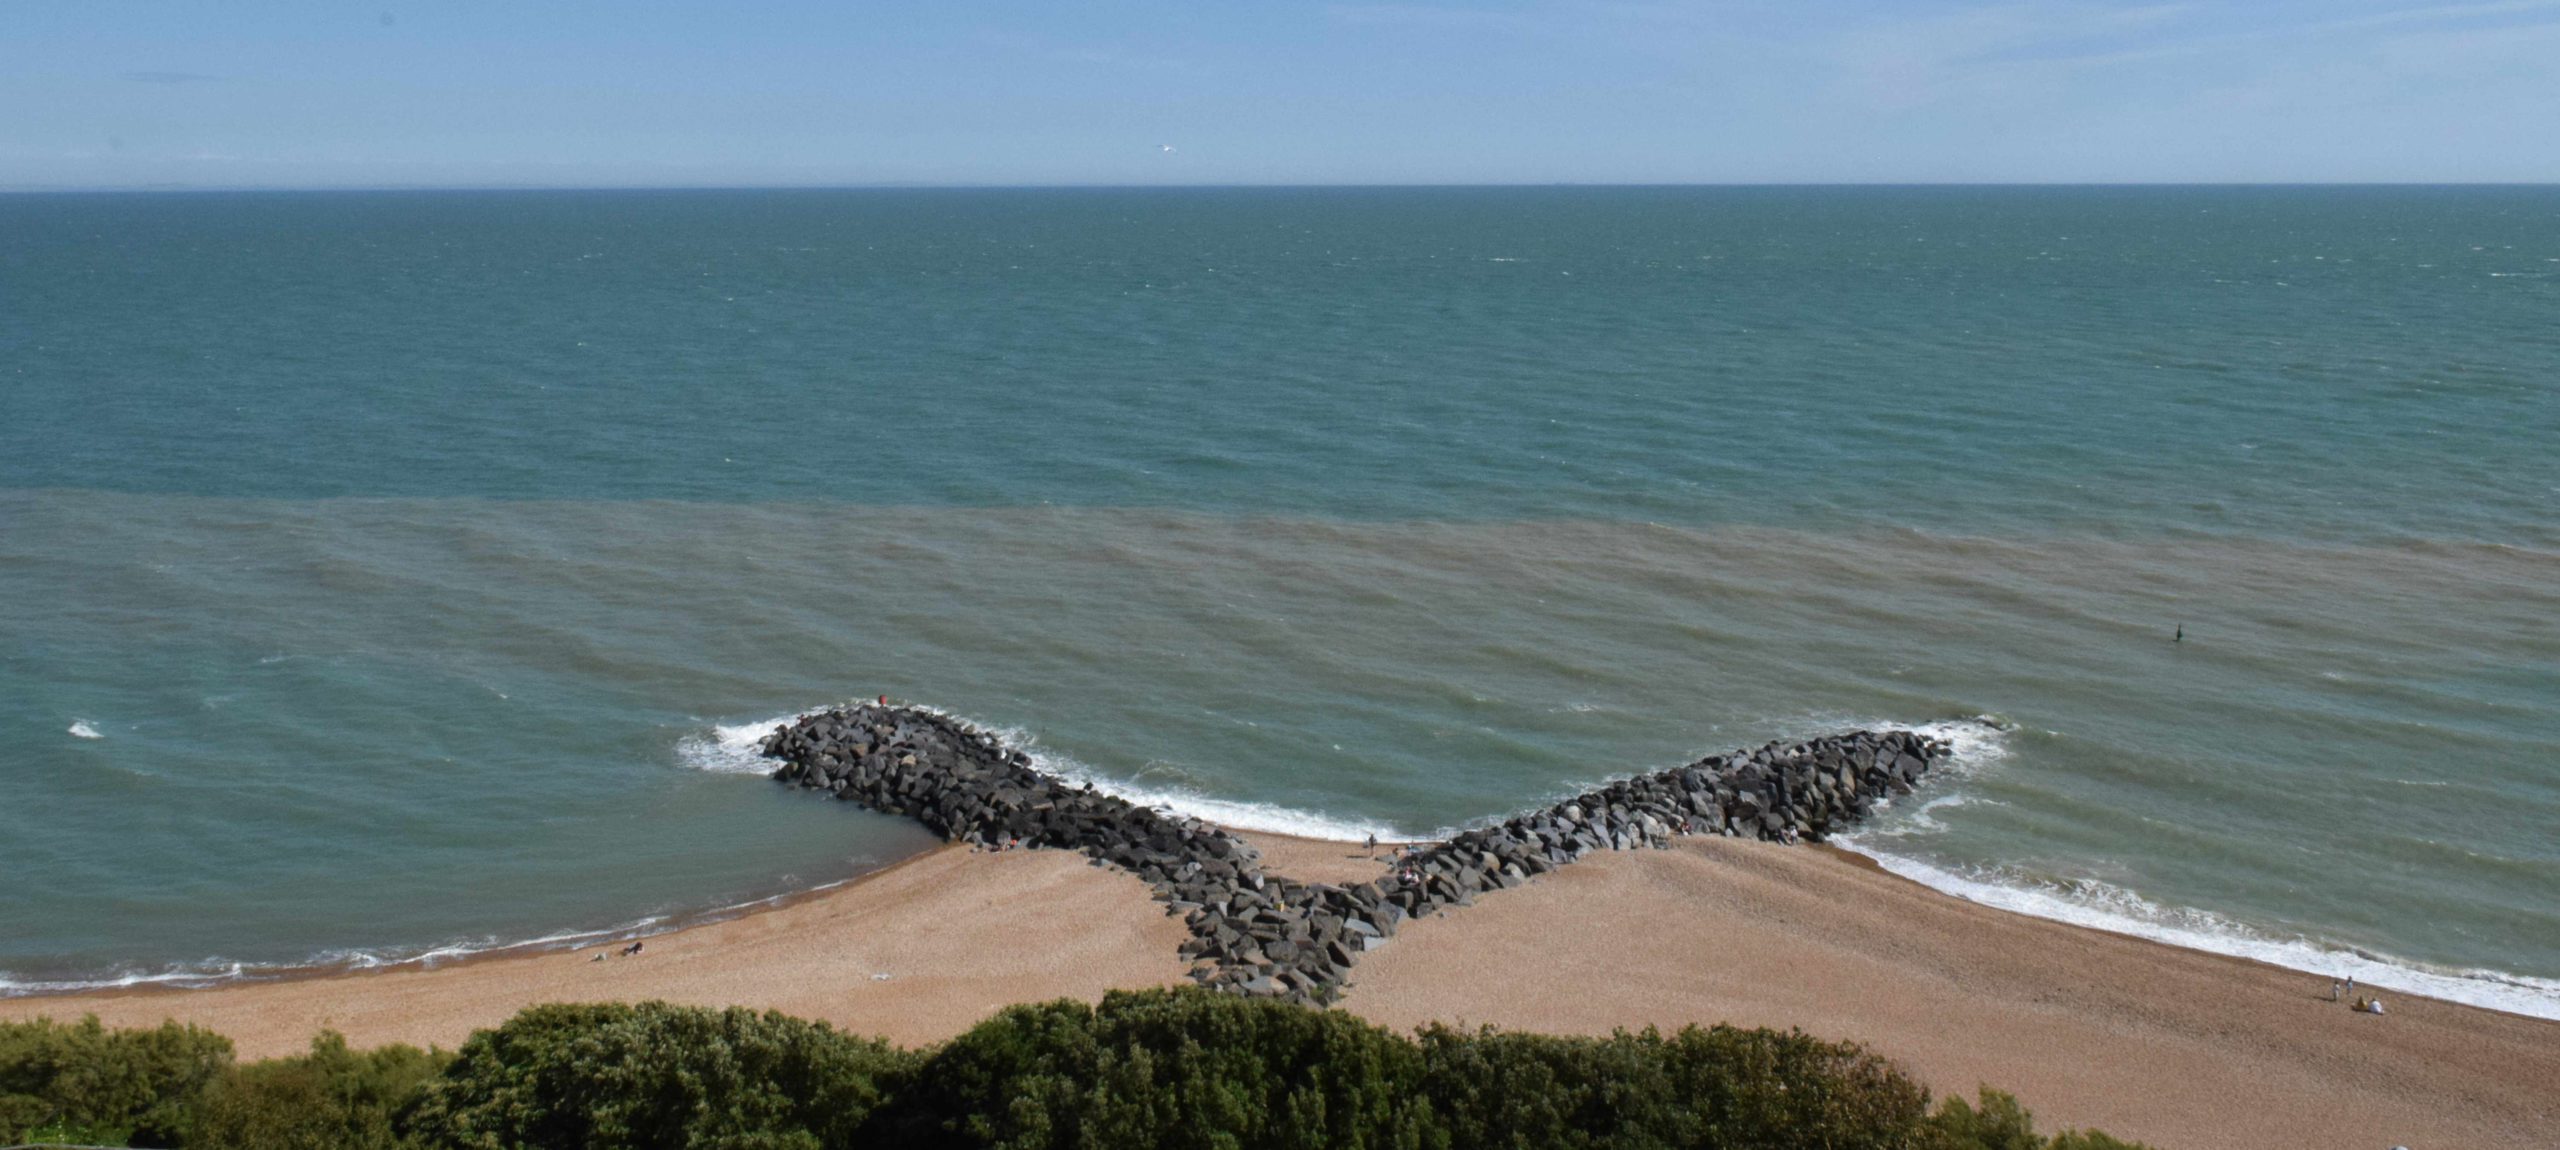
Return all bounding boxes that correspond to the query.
[9,179,2560,196]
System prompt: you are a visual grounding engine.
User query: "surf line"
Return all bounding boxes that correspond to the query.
[756,703,1950,1004]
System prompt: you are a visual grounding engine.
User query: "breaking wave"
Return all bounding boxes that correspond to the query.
[682,705,1414,843]
[1836,847,2560,1022]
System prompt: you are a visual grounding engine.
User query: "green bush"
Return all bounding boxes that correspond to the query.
[2,991,2151,1150]
[188,1031,448,1150]
[2044,1132,2147,1150]
[1923,1089,2041,1150]
[886,987,1440,1150]
[1415,1022,1930,1150]
[1923,1089,2152,1150]
[401,1001,913,1150]
[0,1014,233,1146]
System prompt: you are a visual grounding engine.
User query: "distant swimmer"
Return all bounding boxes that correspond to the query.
[2174,624,2184,643]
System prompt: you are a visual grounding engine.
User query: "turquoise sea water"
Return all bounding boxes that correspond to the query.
[4,188,2555,1016]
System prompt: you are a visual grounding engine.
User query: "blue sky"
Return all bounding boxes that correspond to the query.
[4,0,2556,187]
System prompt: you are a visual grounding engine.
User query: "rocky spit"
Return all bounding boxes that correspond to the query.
[760,704,1950,1004]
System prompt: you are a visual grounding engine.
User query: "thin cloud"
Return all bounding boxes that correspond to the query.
[2330,0,2560,30]
[1957,0,2560,68]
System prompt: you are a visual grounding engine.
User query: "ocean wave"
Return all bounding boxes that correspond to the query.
[0,875,886,1000]
[67,720,104,740]
[1822,715,2560,1019]
[0,915,671,999]
[1893,716,2013,777]
[681,706,2560,1020]
[681,707,2015,845]
[1757,713,2013,786]
[963,718,1411,843]
[1836,844,2560,1022]
[682,706,1411,842]
[675,711,818,774]
[1868,792,2001,836]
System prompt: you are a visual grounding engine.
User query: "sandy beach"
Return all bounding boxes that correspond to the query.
[7,834,2553,1149]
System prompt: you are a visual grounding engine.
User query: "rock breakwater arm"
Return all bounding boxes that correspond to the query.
[760,704,1949,1004]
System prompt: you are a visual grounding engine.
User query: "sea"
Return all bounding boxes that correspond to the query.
[3,187,2555,1018]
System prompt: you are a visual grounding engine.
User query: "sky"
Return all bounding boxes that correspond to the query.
[3,0,2556,187]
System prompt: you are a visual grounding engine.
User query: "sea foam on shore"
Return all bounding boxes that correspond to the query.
[0,916,669,998]
[683,707,1409,842]
[1838,843,2560,1022]
[690,704,2560,1020]
[1823,720,2560,1021]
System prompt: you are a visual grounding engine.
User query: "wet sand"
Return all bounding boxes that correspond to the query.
[7,835,2554,1149]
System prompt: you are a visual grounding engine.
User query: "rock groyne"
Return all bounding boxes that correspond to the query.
[761,704,1948,1003]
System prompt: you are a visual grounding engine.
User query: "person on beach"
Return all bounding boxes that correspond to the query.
[621,941,644,957]
[2329,978,2343,1001]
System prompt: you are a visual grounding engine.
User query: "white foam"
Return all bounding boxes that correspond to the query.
[694,705,2022,844]
[1870,791,2002,837]
[0,875,899,1000]
[1835,845,2560,1021]
[1798,714,2560,1020]
[956,709,2009,845]
[1898,716,2014,778]
[1757,713,2012,788]
[67,720,103,740]
[683,704,1408,841]
[973,719,1410,843]
[1807,715,2560,1018]
[685,704,2560,1020]
[676,711,817,775]
[0,914,674,999]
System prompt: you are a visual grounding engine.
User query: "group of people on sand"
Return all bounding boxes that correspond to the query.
[1372,835,1426,886]
[589,940,645,963]
[2329,976,2385,1015]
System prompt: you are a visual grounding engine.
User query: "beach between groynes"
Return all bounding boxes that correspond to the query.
[756,704,1954,1002]
[7,709,2557,1149]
